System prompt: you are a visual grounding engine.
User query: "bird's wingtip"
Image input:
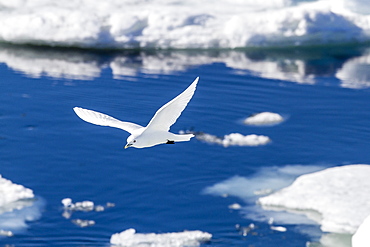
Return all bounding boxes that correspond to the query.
[191,77,200,86]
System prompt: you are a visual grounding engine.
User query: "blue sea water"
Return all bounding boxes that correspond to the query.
[1,44,370,246]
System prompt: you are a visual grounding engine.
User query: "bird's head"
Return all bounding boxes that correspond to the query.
[125,135,137,149]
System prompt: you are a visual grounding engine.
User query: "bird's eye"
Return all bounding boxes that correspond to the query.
[133,140,136,143]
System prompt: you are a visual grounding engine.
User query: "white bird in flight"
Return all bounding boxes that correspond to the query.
[73,77,199,149]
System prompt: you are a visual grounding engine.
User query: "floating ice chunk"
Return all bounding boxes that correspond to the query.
[61,198,72,208]
[74,201,94,211]
[258,164,370,234]
[110,228,212,247]
[270,226,287,232]
[61,198,113,212]
[243,112,284,126]
[0,175,34,207]
[0,175,41,234]
[61,198,114,219]
[61,198,94,211]
[222,133,271,147]
[228,203,242,210]
[352,214,370,247]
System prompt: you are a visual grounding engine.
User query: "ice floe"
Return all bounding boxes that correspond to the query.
[110,228,212,247]
[1,0,370,49]
[0,175,41,235]
[0,175,34,208]
[203,165,362,246]
[258,164,370,234]
[243,112,284,126]
[352,214,370,247]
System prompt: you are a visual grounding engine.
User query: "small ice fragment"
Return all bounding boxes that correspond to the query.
[244,112,284,126]
[61,198,72,208]
[0,230,14,237]
[75,201,94,211]
[72,219,95,227]
[61,198,115,221]
[110,228,212,246]
[270,226,287,232]
[228,203,242,210]
[222,133,271,147]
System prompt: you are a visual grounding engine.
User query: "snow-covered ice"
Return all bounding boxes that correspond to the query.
[258,164,370,234]
[203,165,369,246]
[110,228,212,247]
[244,112,284,126]
[0,175,34,208]
[0,175,41,235]
[1,0,370,49]
[352,214,370,247]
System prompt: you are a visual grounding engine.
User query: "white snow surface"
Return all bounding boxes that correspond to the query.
[258,164,370,234]
[110,228,212,247]
[244,112,284,126]
[0,175,41,233]
[352,214,370,247]
[0,175,34,208]
[1,0,370,49]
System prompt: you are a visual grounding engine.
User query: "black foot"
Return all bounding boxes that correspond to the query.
[166,140,175,144]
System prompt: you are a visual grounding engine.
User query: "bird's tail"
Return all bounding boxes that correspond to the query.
[172,133,194,142]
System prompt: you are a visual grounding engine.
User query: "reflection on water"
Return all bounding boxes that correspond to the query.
[0,198,43,235]
[1,44,370,88]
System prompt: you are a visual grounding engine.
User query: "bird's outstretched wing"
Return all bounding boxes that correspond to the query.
[73,107,143,134]
[145,77,199,132]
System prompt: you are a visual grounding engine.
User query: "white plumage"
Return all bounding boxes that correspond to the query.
[73,77,199,149]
